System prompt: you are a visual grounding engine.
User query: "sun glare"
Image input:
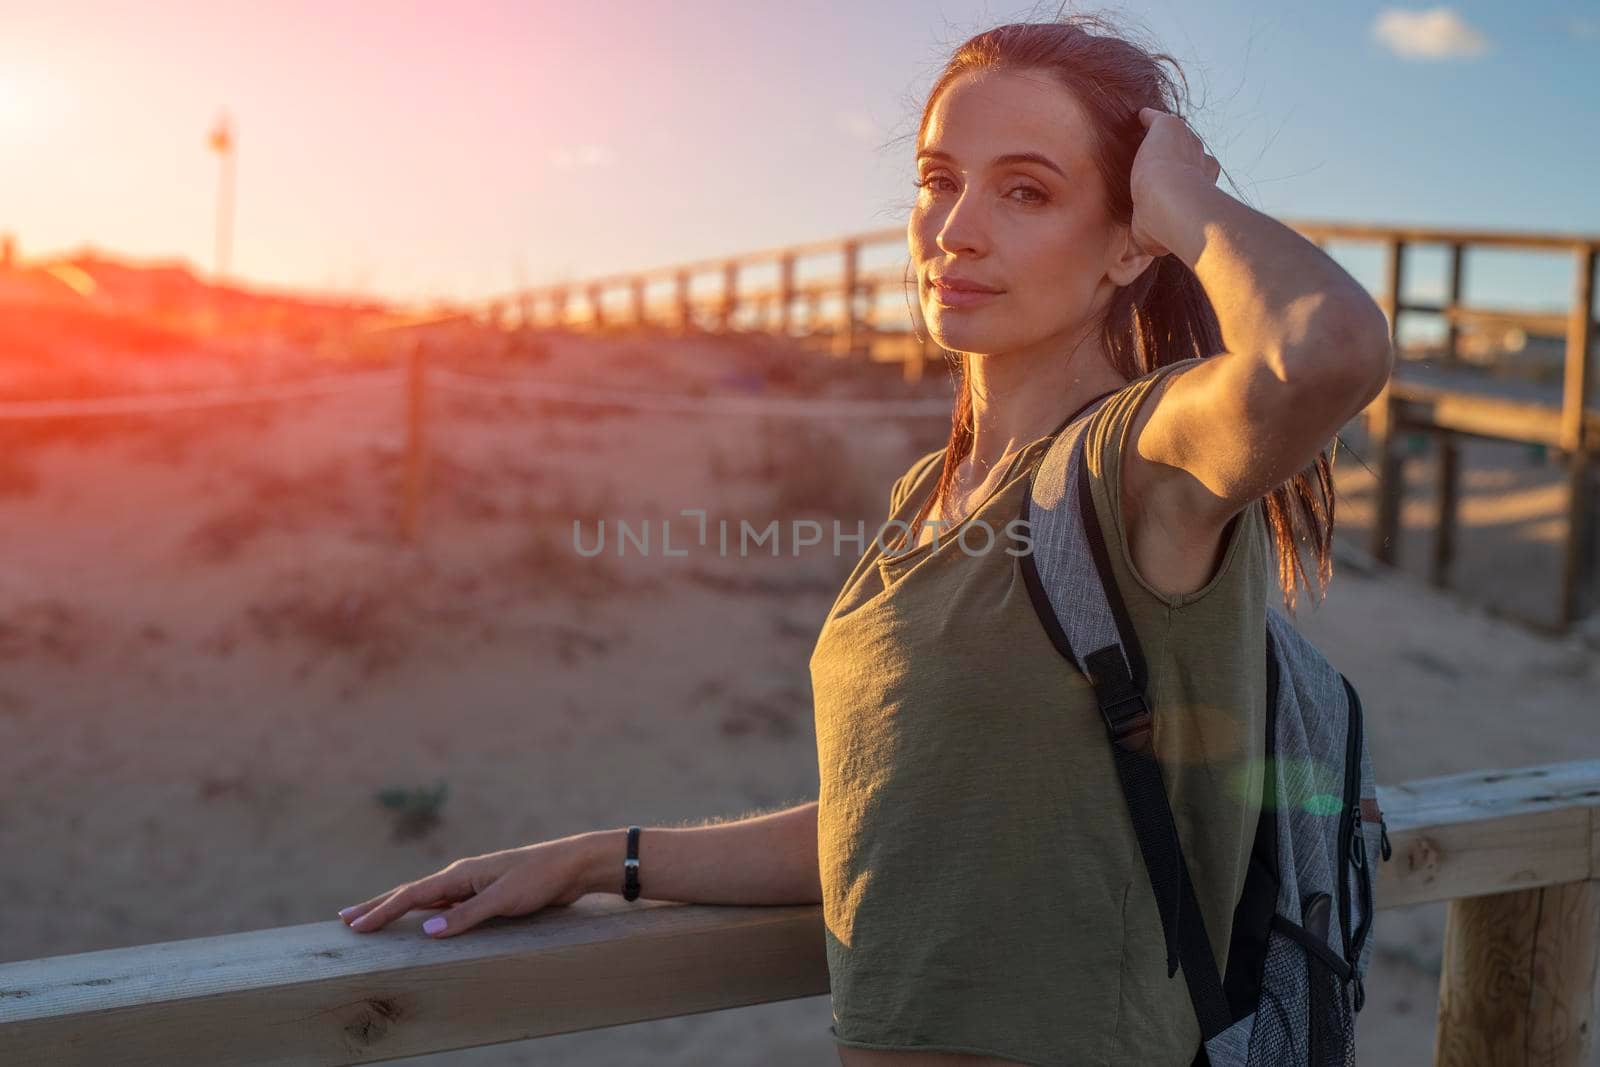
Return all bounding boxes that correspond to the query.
[0,64,65,145]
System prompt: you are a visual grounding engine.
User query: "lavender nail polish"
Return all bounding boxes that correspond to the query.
[423,916,447,935]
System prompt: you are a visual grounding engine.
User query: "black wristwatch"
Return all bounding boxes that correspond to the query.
[623,825,641,901]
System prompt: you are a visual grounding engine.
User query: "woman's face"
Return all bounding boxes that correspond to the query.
[909,68,1133,358]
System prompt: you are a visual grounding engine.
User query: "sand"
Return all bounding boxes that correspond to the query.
[2,327,1595,1065]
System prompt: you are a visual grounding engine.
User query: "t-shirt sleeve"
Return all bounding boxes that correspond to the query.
[1081,358,1268,611]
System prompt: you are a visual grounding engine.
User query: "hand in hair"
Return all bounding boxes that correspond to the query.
[1127,107,1222,260]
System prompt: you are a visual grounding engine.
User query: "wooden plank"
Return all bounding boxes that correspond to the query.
[1394,388,1569,447]
[0,899,829,1066]
[2,760,1597,1064]
[1397,302,1580,339]
[1291,222,1600,252]
[1373,760,1600,910]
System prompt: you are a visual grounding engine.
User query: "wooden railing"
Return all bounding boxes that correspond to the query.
[455,221,1600,628]
[1332,225,1600,630]
[472,226,932,374]
[4,760,1597,1066]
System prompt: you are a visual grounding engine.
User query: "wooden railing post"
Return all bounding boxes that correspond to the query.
[1430,243,1466,585]
[1370,238,1407,564]
[1431,430,1460,588]
[401,338,428,544]
[631,278,647,327]
[1443,241,1465,366]
[587,283,605,330]
[777,253,795,336]
[551,288,569,329]
[1433,879,1600,1066]
[1559,245,1597,626]
[675,269,693,335]
[833,240,859,357]
[720,261,738,332]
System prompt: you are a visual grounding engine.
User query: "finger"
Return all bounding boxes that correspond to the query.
[340,891,449,925]
[419,884,508,939]
[1138,106,1160,126]
[338,891,394,925]
[347,871,466,932]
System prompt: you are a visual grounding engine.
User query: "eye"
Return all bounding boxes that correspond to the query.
[912,174,955,194]
[1008,184,1048,204]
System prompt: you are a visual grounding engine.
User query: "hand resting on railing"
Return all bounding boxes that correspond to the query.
[338,802,821,939]
[338,833,595,939]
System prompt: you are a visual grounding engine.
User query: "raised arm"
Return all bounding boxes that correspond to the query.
[1119,109,1393,542]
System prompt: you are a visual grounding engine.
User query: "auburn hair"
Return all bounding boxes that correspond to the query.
[900,12,1336,612]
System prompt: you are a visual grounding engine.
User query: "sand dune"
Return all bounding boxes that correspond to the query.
[2,329,1595,1065]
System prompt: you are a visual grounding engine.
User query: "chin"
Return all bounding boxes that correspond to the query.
[924,312,995,354]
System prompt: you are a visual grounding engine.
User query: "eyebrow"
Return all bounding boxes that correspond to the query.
[915,148,1068,181]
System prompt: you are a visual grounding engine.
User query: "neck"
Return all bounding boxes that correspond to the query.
[960,328,1126,472]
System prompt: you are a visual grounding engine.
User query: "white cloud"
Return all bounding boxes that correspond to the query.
[836,111,879,144]
[550,144,614,170]
[1372,7,1491,59]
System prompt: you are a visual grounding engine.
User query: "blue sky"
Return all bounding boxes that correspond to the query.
[3,0,1595,325]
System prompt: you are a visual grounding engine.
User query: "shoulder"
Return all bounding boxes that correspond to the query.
[1081,359,1203,475]
[889,447,946,514]
[1081,360,1269,606]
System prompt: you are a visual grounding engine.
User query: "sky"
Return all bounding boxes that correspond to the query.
[1,0,1596,320]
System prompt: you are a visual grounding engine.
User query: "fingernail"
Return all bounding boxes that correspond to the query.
[338,907,357,920]
[423,916,447,935]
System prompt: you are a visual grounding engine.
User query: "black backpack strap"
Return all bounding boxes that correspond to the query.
[1071,454,1234,1040]
[1020,405,1235,1044]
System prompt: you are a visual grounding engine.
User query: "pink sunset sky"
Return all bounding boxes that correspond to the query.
[3,1,1595,309]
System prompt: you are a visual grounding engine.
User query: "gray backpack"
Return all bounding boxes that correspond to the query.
[1019,396,1392,1067]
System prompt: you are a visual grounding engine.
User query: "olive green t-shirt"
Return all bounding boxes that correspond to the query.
[809,360,1270,1066]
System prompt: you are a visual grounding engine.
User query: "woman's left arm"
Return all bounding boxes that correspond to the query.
[1122,110,1395,533]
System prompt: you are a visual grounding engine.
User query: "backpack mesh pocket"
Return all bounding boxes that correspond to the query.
[1244,921,1356,1067]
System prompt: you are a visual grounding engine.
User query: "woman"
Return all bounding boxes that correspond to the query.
[339,15,1392,1067]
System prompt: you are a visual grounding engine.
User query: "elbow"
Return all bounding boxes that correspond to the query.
[1292,296,1394,414]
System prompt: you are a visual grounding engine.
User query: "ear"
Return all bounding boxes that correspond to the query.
[1105,221,1158,287]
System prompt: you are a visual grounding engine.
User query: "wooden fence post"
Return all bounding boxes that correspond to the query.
[1559,245,1596,626]
[401,338,428,544]
[631,278,647,327]
[832,240,859,357]
[676,270,693,335]
[720,261,738,332]
[1443,242,1465,366]
[588,283,605,331]
[1434,879,1600,1066]
[1431,430,1460,588]
[777,253,795,336]
[1371,237,1407,564]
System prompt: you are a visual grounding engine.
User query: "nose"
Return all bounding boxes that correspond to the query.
[934,186,988,260]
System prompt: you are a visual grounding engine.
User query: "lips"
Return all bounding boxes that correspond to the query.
[930,275,1003,309]
[930,276,1003,294]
